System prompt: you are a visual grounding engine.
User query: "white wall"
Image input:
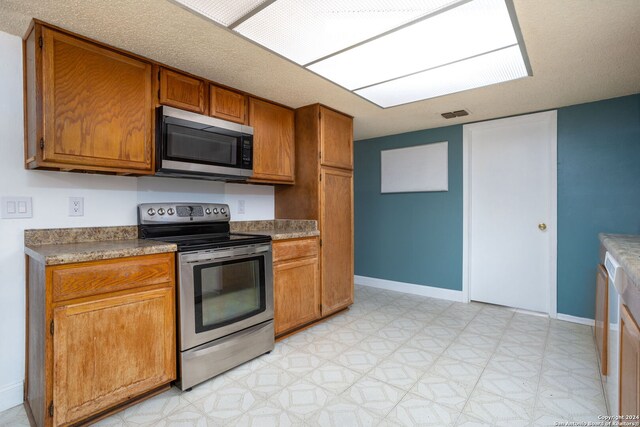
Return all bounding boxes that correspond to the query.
[0,30,273,412]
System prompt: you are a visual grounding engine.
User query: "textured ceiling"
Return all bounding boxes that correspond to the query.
[0,0,638,140]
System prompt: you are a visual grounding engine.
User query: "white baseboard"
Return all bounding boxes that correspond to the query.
[354,275,464,302]
[556,313,594,326]
[0,381,23,413]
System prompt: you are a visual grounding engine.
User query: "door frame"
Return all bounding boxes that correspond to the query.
[462,111,558,317]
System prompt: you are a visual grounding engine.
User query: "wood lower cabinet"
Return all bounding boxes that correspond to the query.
[275,104,354,322]
[158,68,206,114]
[595,264,609,375]
[619,303,640,417]
[273,237,320,336]
[248,98,295,184]
[210,85,247,124]
[24,23,154,175]
[25,252,176,427]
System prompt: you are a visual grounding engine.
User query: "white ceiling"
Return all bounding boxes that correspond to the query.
[0,0,638,140]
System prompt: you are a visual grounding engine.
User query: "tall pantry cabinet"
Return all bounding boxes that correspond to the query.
[275,104,354,317]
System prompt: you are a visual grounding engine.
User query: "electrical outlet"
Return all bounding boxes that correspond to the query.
[1,197,33,219]
[69,197,84,216]
[237,199,245,214]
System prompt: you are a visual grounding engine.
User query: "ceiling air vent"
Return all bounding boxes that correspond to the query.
[441,109,469,119]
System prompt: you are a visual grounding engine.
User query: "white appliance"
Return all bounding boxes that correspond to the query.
[603,251,621,415]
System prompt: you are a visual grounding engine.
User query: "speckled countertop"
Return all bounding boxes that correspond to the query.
[25,226,176,266]
[24,220,316,265]
[231,219,319,240]
[600,234,640,288]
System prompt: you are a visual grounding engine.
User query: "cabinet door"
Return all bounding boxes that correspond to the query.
[274,257,320,336]
[159,68,206,114]
[52,287,175,426]
[210,85,247,124]
[320,106,353,170]
[248,98,295,183]
[595,264,609,375]
[619,304,640,417]
[41,28,153,172]
[320,168,353,315]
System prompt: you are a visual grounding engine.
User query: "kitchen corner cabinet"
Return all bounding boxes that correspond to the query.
[248,98,295,184]
[24,23,154,175]
[275,104,354,319]
[273,237,320,336]
[25,253,176,427]
[158,67,206,114]
[595,264,609,375]
[619,303,640,417]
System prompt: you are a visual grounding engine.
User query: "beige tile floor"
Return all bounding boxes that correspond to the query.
[0,284,606,426]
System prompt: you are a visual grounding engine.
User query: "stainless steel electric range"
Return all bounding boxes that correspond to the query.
[138,203,274,390]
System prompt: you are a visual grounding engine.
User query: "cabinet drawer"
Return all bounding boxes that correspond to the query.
[51,253,175,302]
[273,238,318,263]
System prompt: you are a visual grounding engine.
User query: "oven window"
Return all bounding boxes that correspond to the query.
[193,256,265,332]
[166,123,238,166]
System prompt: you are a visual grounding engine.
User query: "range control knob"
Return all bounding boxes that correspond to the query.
[212,208,219,214]
[205,208,212,215]
[220,207,226,215]
[147,208,156,216]
[157,208,165,215]
[167,208,175,216]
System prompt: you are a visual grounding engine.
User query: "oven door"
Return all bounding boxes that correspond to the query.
[178,243,273,351]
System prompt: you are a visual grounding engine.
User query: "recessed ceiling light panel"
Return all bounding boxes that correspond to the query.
[234,0,462,65]
[172,0,270,26]
[308,0,517,90]
[172,0,531,108]
[355,45,528,107]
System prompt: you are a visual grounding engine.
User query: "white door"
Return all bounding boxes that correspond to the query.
[463,111,557,314]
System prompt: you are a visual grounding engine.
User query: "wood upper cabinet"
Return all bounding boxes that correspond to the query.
[320,168,354,315]
[25,252,176,427]
[24,24,154,174]
[210,85,247,124]
[619,303,640,417]
[595,264,609,375]
[320,106,353,170]
[248,98,295,184]
[159,68,206,114]
[273,237,320,336]
[23,21,298,180]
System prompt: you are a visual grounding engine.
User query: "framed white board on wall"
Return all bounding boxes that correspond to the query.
[381,142,449,193]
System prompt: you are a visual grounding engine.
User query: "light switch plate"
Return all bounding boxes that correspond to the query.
[1,197,33,219]
[69,197,84,216]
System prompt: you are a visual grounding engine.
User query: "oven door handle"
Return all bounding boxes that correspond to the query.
[180,244,271,264]
[183,321,271,360]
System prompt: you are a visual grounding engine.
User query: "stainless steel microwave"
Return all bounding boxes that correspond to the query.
[155,106,253,181]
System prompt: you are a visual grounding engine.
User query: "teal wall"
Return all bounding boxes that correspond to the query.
[354,94,640,318]
[354,125,463,290]
[557,95,640,317]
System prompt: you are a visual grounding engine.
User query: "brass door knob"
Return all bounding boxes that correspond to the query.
[538,223,547,231]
